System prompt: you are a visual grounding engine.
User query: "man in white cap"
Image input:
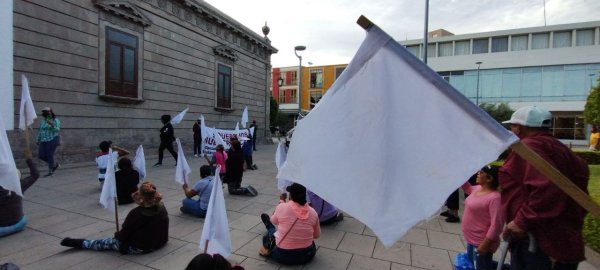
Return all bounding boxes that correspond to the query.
[500,106,589,270]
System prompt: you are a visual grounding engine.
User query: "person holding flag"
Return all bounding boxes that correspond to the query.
[60,181,169,254]
[36,107,61,177]
[154,114,177,167]
[181,165,214,218]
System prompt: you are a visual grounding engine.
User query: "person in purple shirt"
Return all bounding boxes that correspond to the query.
[307,190,343,225]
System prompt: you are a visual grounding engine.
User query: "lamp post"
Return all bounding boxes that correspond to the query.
[475,61,482,105]
[294,45,306,115]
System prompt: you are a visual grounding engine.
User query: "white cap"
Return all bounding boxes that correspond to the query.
[502,106,552,128]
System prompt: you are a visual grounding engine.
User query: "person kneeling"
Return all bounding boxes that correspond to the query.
[60,181,169,254]
[259,183,320,265]
[181,165,214,218]
[307,190,344,225]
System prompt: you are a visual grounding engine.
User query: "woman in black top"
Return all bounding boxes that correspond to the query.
[225,139,257,196]
[115,157,139,205]
[154,114,177,166]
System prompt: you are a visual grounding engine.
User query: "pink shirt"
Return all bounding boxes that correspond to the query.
[271,201,320,249]
[213,151,227,173]
[461,184,503,248]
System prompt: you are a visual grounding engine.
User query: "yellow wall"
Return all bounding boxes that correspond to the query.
[300,64,347,111]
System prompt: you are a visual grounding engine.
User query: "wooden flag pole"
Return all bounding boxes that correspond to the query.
[24,128,32,159]
[510,141,600,219]
[114,197,120,233]
[203,239,209,254]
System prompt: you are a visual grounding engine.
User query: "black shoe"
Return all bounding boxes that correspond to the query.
[246,185,258,196]
[252,164,258,170]
[335,212,344,221]
[60,238,84,248]
[44,172,53,177]
[440,210,452,217]
[52,163,60,173]
[260,213,272,226]
[153,162,162,167]
[445,215,460,223]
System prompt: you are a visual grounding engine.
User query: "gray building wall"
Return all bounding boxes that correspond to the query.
[9,0,276,164]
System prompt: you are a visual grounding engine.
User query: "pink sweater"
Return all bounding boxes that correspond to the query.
[271,201,320,249]
[461,183,504,248]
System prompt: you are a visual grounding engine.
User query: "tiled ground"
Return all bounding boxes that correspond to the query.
[1,142,598,270]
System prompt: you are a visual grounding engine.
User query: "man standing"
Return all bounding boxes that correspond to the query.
[500,106,589,270]
[250,120,257,151]
[192,118,202,157]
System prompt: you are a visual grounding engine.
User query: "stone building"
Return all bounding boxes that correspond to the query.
[4,0,277,164]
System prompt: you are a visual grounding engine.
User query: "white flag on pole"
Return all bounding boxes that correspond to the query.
[133,145,146,180]
[275,141,293,192]
[278,23,519,247]
[199,166,231,257]
[241,106,248,128]
[19,74,37,130]
[99,149,117,211]
[170,107,189,125]
[0,118,22,197]
[175,138,191,185]
[214,127,229,150]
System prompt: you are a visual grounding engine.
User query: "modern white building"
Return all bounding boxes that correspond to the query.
[402,21,600,144]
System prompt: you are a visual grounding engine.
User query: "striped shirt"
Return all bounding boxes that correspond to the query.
[37,118,60,142]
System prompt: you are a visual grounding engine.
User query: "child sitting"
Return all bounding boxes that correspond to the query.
[95,141,129,186]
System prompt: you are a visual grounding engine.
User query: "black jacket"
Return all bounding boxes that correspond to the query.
[115,203,169,254]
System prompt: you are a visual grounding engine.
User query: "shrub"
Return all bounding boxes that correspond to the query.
[573,150,600,165]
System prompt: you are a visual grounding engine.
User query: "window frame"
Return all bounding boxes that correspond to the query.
[309,69,323,89]
[215,61,234,110]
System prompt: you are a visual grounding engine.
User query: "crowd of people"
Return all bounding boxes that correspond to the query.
[0,105,595,270]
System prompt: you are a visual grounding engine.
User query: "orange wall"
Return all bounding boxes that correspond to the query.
[300,64,347,111]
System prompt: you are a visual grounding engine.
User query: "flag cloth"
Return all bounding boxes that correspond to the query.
[199,166,232,257]
[0,118,22,197]
[235,122,239,133]
[275,141,293,192]
[277,24,519,247]
[99,149,117,211]
[241,106,248,128]
[133,145,146,180]
[170,108,189,125]
[19,74,37,130]
[175,138,191,185]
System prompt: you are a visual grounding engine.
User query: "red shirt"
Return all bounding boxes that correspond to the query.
[499,132,589,262]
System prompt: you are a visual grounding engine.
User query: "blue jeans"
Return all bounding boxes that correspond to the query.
[38,136,60,171]
[181,198,207,218]
[467,244,495,270]
[82,238,143,254]
[0,216,27,237]
[510,240,579,270]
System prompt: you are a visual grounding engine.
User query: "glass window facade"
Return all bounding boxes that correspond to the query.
[532,33,549,49]
[473,39,488,54]
[438,42,453,57]
[576,29,595,46]
[553,31,572,48]
[491,37,508,52]
[511,35,528,51]
[454,40,470,55]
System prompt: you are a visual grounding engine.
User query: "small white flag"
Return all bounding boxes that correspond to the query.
[170,108,189,125]
[275,141,292,192]
[19,74,37,130]
[235,122,239,132]
[0,118,22,197]
[99,149,117,211]
[199,166,231,257]
[175,138,191,185]
[241,106,248,128]
[133,145,146,180]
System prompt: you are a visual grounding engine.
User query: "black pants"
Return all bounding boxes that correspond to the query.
[158,140,177,163]
[193,135,201,155]
[245,155,253,169]
[445,189,460,210]
[227,176,246,195]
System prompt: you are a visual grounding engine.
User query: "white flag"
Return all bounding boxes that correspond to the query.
[19,74,37,130]
[241,106,248,128]
[199,166,231,257]
[234,122,239,132]
[275,141,292,192]
[99,149,117,211]
[214,128,229,150]
[132,145,146,180]
[170,107,189,125]
[0,118,22,197]
[278,24,519,247]
[175,138,191,185]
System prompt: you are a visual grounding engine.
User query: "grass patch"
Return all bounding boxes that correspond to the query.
[584,165,600,252]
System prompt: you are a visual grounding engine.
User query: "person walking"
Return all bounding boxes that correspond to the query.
[500,106,589,270]
[590,126,600,151]
[154,115,177,167]
[37,107,61,177]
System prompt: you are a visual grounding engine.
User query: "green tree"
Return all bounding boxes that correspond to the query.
[584,74,600,125]
[479,102,514,124]
[270,96,279,129]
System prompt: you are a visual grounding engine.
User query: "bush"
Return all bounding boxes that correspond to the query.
[573,150,600,165]
[584,214,600,252]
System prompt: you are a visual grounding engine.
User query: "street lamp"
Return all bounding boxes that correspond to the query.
[294,45,306,115]
[278,77,284,87]
[475,61,482,105]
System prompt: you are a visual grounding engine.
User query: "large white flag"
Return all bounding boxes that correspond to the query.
[170,107,189,125]
[99,149,117,211]
[275,141,292,192]
[199,166,231,256]
[132,145,146,180]
[0,118,22,197]
[19,74,37,130]
[175,138,191,185]
[241,106,248,128]
[278,24,519,247]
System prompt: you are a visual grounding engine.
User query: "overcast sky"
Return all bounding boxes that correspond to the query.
[203,0,600,67]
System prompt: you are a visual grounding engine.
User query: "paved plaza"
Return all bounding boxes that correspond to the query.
[1,142,599,270]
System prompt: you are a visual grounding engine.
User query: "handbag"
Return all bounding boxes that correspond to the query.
[260,218,299,256]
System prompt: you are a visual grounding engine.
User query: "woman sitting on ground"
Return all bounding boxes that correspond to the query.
[60,181,169,254]
[307,190,344,225]
[259,183,320,265]
[186,253,244,270]
[115,157,139,205]
[0,156,40,237]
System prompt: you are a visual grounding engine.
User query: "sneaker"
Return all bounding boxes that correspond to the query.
[440,210,452,217]
[193,154,198,157]
[335,212,344,222]
[52,163,60,173]
[445,215,460,223]
[43,172,54,177]
[260,213,271,225]
[246,185,258,196]
[153,162,162,167]
[252,164,258,170]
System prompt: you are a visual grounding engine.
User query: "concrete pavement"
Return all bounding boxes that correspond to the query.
[1,142,598,270]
